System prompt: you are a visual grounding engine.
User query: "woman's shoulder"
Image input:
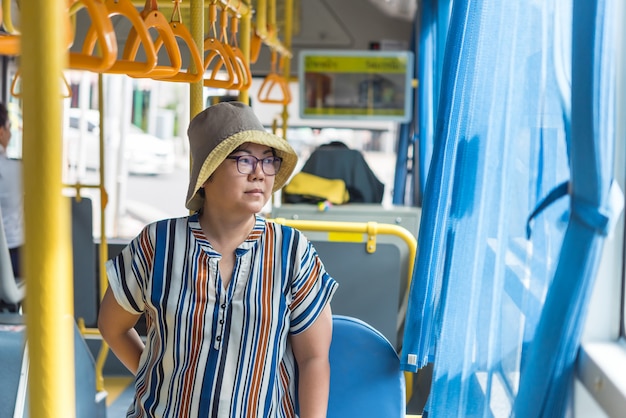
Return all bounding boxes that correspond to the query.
[139,215,194,237]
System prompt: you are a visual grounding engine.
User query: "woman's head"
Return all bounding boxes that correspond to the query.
[201,142,282,215]
[0,103,11,150]
[185,102,297,212]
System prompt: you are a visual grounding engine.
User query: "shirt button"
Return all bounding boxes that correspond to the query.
[221,304,226,308]
[219,320,224,324]
[216,336,221,341]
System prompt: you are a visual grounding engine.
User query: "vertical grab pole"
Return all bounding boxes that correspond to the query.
[190,0,205,214]
[190,0,205,120]
[22,0,76,417]
[94,74,108,392]
[238,2,252,105]
[281,0,293,133]
[256,0,267,39]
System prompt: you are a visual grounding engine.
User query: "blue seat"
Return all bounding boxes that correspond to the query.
[328,315,406,418]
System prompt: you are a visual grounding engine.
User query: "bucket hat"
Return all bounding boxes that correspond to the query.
[185,101,298,211]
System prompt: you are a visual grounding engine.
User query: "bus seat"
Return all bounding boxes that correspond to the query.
[0,205,25,308]
[328,315,405,418]
[71,197,99,328]
[0,316,103,417]
[271,216,417,351]
[316,239,404,349]
[287,141,385,204]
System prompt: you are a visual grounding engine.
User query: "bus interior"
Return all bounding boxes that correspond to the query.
[0,1,625,417]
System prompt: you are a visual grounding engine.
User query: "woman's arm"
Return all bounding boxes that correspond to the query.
[290,304,333,418]
[98,286,144,375]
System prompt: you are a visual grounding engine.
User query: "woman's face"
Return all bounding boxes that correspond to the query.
[202,142,278,216]
[0,119,11,150]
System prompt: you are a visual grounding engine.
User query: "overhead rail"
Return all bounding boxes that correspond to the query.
[0,0,20,55]
[3,0,292,90]
[0,0,73,56]
[253,0,291,59]
[131,0,252,16]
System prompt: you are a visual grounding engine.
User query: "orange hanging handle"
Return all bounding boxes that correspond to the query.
[153,0,204,83]
[209,6,244,89]
[68,0,118,73]
[257,50,291,105]
[249,27,263,64]
[82,0,156,75]
[124,0,182,78]
[11,69,72,99]
[228,13,252,90]
[203,2,236,89]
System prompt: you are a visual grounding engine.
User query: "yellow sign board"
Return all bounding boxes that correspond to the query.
[299,50,415,122]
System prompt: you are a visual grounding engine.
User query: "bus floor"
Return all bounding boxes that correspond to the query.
[104,375,134,416]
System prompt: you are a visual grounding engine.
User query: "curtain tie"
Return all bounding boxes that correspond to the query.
[526,180,624,239]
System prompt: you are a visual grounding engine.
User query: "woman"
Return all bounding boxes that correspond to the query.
[0,102,23,279]
[98,102,338,417]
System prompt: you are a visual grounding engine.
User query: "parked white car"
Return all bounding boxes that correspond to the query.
[64,108,176,176]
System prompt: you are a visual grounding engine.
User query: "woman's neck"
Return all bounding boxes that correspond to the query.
[198,211,256,250]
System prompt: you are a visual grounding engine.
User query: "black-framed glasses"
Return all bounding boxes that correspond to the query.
[226,155,283,176]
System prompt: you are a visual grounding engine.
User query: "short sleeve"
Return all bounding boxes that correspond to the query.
[105,223,156,315]
[289,233,338,334]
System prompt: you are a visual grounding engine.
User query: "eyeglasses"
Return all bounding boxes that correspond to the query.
[226,155,283,176]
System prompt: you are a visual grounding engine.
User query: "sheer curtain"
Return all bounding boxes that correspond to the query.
[401,0,619,416]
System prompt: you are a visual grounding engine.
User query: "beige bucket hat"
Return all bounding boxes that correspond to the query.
[185,101,298,211]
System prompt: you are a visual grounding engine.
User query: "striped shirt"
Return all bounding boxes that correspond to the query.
[106,214,338,417]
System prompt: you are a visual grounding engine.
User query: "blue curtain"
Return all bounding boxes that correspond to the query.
[401,0,619,416]
[514,0,618,416]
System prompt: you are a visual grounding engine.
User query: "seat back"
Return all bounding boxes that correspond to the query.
[328,315,405,418]
[270,216,418,351]
[71,197,99,327]
[0,205,24,306]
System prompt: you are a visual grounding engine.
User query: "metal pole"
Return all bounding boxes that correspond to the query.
[281,0,293,134]
[22,0,76,416]
[190,0,205,118]
[238,3,252,105]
